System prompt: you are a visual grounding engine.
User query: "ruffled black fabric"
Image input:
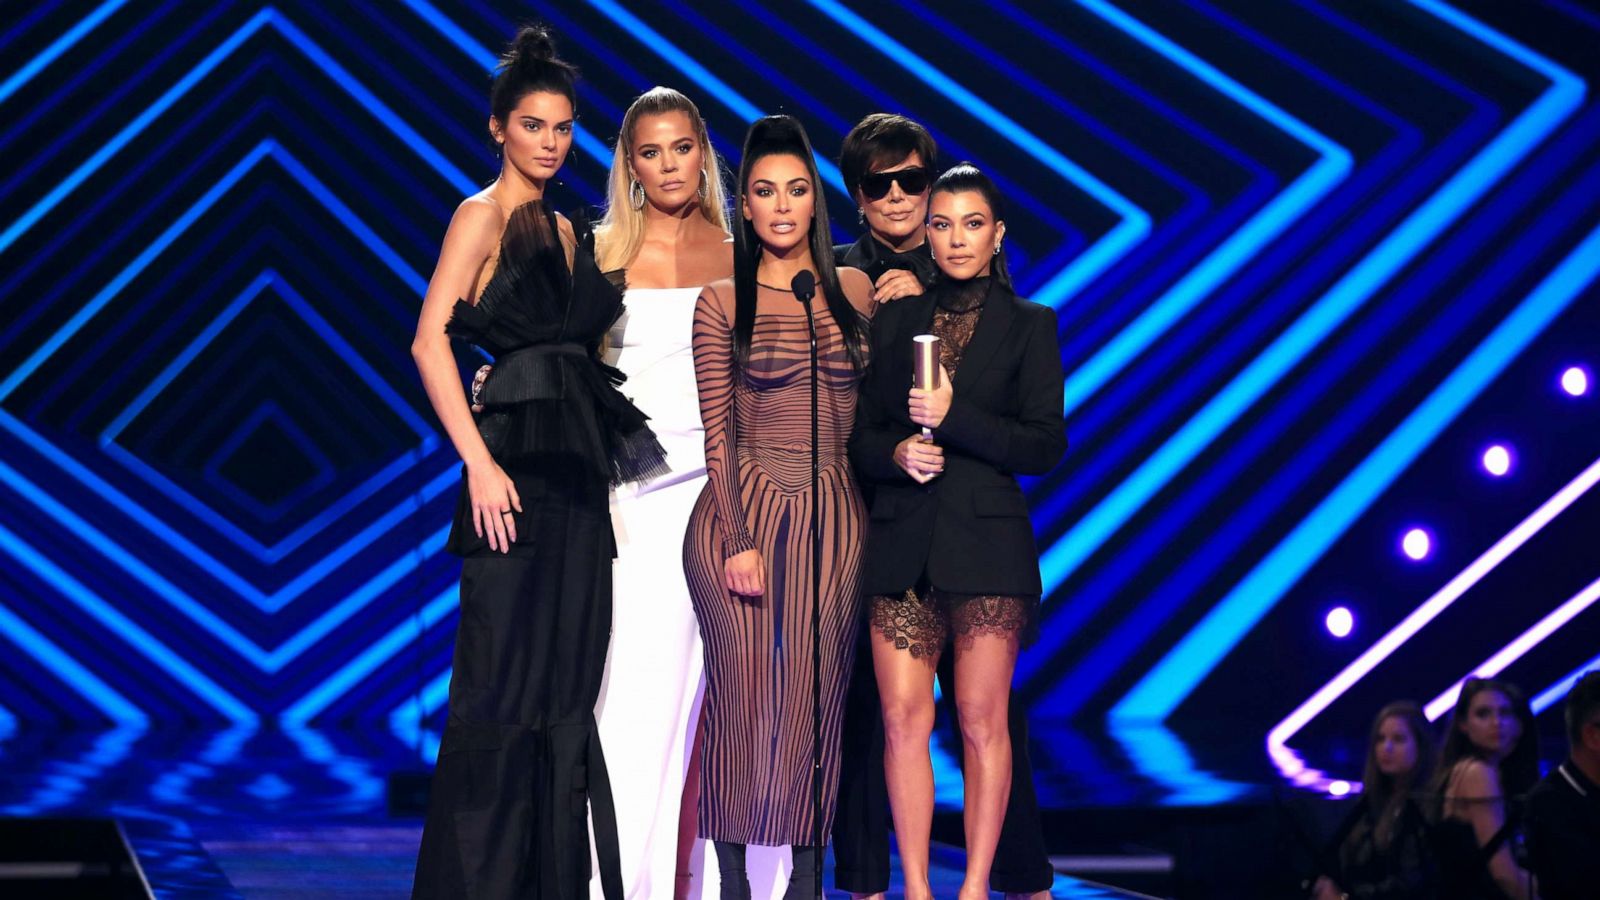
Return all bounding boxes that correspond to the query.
[445,201,669,489]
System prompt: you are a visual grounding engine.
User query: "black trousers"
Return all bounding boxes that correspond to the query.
[830,622,1054,894]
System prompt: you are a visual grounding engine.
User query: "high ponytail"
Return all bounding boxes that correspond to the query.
[490,24,578,126]
[731,115,864,373]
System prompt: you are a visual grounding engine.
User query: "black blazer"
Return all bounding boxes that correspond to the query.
[849,278,1067,596]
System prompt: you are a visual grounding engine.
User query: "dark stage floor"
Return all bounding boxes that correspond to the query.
[0,720,1306,897]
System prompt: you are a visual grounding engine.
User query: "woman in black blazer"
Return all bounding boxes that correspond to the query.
[848,163,1066,900]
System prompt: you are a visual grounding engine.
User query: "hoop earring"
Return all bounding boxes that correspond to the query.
[630,179,645,210]
[697,169,709,202]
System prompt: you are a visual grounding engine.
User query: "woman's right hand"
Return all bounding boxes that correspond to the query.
[467,458,522,553]
[724,549,764,597]
[894,434,944,484]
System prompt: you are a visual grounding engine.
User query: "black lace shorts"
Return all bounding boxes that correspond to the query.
[869,582,1038,660]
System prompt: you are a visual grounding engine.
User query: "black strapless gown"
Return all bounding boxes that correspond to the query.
[411,201,667,900]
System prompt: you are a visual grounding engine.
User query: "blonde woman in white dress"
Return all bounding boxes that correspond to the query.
[589,87,734,900]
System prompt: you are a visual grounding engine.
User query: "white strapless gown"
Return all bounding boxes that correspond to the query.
[591,285,705,899]
[592,286,795,900]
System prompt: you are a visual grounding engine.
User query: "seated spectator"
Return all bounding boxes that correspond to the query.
[1525,670,1600,900]
[1312,701,1437,900]
[1431,677,1541,900]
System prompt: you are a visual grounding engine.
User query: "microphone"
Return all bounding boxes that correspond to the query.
[791,266,825,894]
[790,269,816,303]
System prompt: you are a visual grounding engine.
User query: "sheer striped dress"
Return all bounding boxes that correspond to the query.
[683,271,874,846]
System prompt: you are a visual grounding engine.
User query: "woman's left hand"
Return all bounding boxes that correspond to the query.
[908,364,953,429]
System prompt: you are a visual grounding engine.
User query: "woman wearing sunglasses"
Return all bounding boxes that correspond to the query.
[832,114,940,305]
[848,163,1066,900]
[832,117,1056,900]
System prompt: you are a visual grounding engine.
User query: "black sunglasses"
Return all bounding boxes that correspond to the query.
[859,166,932,200]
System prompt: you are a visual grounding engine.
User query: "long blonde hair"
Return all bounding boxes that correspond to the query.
[594,86,730,272]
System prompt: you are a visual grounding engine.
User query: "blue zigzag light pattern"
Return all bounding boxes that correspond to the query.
[0,2,1596,801]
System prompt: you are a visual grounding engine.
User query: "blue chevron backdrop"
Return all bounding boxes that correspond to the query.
[1,0,1598,793]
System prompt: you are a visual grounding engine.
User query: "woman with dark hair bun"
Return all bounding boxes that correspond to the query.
[850,163,1066,900]
[408,24,665,899]
[683,114,876,898]
[1431,677,1541,900]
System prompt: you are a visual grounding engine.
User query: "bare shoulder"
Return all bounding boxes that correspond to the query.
[836,266,876,315]
[1449,758,1502,799]
[449,195,503,240]
[685,224,735,282]
[699,276,735,308]
[437,196,504,267]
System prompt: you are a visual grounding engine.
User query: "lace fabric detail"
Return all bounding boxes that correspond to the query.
[870,589,947,660]
[930,276,989,373]
[870,586,1037,659]
[935,275,990,314]
[950,594,1032,647]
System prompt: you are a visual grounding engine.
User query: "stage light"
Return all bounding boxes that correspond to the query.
[1328,780,1352,797]
[1482,445,1512,477]
[1401,528,1431,561]
[1561,366,1589,396]
[1325,606,1354,638]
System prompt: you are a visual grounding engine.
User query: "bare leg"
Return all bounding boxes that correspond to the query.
[675,702,706,900]
[872,633,939,900]
[952,631,1019,900]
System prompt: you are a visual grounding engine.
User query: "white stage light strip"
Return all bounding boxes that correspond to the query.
[1424,571,1600,720]
[1268,451,1600,763]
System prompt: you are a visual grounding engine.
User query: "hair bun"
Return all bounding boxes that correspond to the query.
[750,114,803,142]
[505,24,557,68]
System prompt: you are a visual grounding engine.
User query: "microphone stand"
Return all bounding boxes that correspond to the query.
[791,270,823,898]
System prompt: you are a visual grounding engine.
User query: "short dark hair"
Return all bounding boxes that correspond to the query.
[1565,670,1600,748]
[490,24,578,126]
[838,113,937,199]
